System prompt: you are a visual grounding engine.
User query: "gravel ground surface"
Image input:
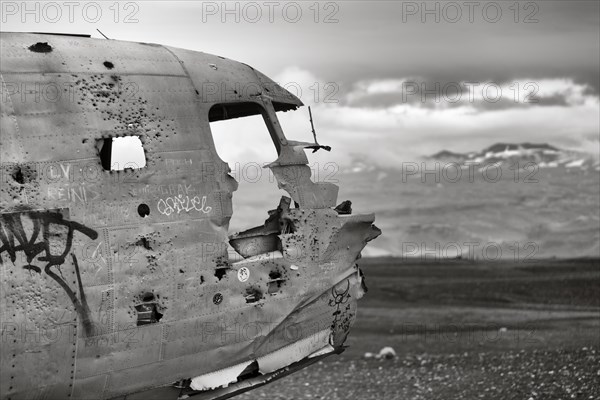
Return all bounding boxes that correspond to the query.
[238,347,599,400]
[237,259,600,400]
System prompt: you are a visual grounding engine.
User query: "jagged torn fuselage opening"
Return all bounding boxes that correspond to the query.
[208,101,290,234]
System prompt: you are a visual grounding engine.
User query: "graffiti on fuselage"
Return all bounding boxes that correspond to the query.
[156,194,212,216]
[328,279,352,346]
[0,210,98,334]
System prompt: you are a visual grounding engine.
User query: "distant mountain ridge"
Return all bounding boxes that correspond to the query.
[342,143,599,174]
[429,142,599,171]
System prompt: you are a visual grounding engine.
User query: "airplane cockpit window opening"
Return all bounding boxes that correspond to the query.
[208,102,288,233]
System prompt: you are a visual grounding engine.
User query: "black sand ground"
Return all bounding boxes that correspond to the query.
[237,258,600,400]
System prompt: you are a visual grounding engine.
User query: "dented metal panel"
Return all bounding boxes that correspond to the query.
[0,32,380,399]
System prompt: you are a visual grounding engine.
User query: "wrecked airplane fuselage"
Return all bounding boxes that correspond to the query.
[0,32,380,399]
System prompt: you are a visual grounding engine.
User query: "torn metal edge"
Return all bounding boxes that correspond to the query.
[181,346,345,400]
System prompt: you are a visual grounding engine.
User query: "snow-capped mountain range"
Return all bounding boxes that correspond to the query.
[430,143,599,171]
[342,143,599,174]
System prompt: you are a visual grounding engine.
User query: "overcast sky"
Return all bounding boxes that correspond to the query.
[2,1,599,166]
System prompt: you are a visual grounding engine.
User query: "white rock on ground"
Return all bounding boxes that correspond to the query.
[377,347,397,360]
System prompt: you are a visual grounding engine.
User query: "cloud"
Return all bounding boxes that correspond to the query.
[343,77,598,111]
[209,63,598,171]
[212,67,599,169]
[270,68,600,167]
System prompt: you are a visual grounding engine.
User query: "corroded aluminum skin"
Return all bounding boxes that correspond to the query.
[0,33,380,399]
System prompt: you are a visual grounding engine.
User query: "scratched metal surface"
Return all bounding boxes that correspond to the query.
[0,32,379,399]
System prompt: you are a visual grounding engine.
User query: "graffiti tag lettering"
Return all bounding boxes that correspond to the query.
[156,195,212,216]
[0,210,98,335]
